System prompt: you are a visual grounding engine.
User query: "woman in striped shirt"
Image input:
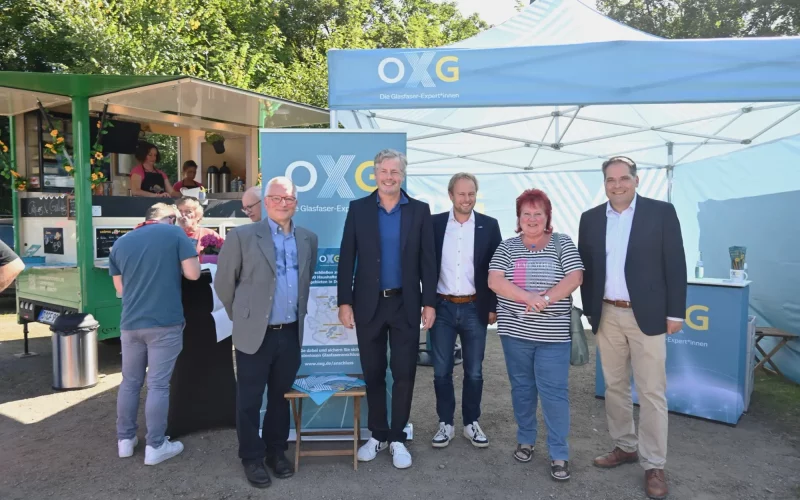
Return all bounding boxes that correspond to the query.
[488,188,584,482]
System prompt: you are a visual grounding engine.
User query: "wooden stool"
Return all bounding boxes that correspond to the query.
[285,388,366,471]
[754,327,799,378]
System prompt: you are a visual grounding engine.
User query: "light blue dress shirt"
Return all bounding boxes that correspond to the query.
[267,218,299,325]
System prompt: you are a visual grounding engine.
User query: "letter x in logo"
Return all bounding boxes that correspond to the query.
[317,155,355,198]
[405,52,436,88]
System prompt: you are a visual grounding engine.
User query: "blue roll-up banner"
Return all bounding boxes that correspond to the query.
[260,130,407,432]
[595,282,753,425]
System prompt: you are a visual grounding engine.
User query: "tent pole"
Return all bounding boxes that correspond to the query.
[666,142,674,203]
[329,110,337,129]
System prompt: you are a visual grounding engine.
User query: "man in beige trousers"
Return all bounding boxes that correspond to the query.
[578,156,687,500]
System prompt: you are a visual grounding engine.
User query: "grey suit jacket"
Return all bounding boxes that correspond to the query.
[214,219,318,355]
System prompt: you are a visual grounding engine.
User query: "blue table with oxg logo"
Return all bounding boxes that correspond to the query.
[595,278,755,425]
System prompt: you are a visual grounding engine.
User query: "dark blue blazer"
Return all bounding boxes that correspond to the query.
[337,189,437,326]
[433,211,502,327]
[578,195,687,336]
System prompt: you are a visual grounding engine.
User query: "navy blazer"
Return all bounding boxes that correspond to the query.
[578,195,687,336]
[432,211,502,327]
[337,189,437,326]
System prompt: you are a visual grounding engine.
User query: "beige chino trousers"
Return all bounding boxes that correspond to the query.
[597,302,668,470]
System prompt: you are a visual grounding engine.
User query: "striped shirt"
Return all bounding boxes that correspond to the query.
[489,234,584,342]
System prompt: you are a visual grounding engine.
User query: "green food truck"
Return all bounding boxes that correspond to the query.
[0,72,329,348]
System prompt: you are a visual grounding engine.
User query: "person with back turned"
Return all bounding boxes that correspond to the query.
[337,149,437,469]
[578,156,687,499]
[111,203,200,466]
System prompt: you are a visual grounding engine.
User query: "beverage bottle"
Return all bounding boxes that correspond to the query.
[695,252,704,279]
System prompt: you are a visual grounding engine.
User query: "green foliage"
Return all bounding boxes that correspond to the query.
[597,0,800,38]
[0,0,487,108]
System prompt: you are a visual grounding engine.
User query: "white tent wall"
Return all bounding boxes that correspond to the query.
[672,135,800,383]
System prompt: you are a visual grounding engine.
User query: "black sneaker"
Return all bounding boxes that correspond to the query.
[243,461,271,488]
[266,451,294,479]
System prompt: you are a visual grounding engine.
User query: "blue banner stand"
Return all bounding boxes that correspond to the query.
[595,279,754,425]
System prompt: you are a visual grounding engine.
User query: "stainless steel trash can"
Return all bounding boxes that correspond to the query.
[51,313,99,390]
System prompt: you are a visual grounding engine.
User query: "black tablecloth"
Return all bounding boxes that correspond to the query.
[167,269,236,437]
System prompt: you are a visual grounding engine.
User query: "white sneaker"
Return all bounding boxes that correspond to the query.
[431,422,455,448]
[144,438,184,466]
[390,442,412,469]
[464,421,489,448]
[118,437,138,458]
[357,437,388,462]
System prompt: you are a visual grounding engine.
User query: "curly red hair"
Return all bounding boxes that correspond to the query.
[515,189,553,234]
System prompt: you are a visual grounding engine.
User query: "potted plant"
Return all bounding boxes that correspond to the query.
[199,233,224,264]
[205,131,225,154]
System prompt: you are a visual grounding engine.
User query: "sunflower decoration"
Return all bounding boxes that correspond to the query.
[0,139,27,191]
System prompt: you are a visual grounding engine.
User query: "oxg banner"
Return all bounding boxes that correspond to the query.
[259,130,407,377]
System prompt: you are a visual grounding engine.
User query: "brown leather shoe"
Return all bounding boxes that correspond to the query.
[645,469,668,499]
[593,447,639,468]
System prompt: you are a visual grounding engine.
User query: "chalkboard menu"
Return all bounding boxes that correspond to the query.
[95,227,133,259]
[21,196,76,218]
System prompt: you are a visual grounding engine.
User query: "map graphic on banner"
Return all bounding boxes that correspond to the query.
[260,130,407,375]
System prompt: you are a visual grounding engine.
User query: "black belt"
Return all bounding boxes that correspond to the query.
[267,321,298,330]
[380,288,402,298]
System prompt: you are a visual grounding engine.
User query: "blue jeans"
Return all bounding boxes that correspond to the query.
[500,335,570,461]
[117,324,184,447]
[431,299,487,426]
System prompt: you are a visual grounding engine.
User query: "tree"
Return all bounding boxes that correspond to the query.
[596,0,799,38]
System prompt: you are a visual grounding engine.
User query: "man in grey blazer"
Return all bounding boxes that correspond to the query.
[215,176,318,489]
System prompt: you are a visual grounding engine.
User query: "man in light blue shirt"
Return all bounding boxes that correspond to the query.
[215,177,318,489]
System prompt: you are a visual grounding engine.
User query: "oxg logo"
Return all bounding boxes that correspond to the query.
[686,305,709,331]
[285,155,376,198]
[378,51,459,88]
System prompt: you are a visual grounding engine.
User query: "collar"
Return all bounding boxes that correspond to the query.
[267,217,295,236]
[606,193,638,216]
[448,207,475,224]
[376,190,409,208]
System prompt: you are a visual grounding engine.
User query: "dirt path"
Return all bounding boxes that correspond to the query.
[1,308,798,500]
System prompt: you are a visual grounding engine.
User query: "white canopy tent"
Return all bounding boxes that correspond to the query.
[330,0,800,382]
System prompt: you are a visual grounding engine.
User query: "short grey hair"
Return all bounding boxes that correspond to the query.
[266,176,297,196]
[176,196,204,219]
[374,149,407,174]
[145,202,177,221]
[447,172,478,194]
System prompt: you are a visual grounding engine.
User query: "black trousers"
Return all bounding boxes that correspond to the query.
[235,324,301,464]
[356,295,419,444]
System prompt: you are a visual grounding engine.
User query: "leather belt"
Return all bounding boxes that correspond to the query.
[267,321,298,330]
[438,294,477,304]
[381,288,402,298]
[603,298,632,309]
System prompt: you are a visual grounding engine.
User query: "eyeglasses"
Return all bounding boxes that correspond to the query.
[167,215,177,225]
[241,199,261,214]
[266,195,297,205]
[602,156,637,169]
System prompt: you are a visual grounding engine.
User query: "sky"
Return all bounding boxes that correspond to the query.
[449,0,600,26]
[451,0,521,26]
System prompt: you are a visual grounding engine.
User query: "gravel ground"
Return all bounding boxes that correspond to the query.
[1,302,798,500]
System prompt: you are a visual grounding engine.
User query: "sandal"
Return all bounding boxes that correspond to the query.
[513,444,533,463]
[551,460,570,481]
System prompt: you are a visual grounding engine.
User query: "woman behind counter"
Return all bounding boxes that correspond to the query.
[172,160,204,192]
[130,141,179,198]
[176,197,223,254]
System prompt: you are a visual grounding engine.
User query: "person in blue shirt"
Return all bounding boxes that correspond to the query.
[110,202,200,466]
[337,149,437,469]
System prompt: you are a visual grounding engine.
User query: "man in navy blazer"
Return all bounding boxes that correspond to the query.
[337,149,437,469]
[429,173,502,450]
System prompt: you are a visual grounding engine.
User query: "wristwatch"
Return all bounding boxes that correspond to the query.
[543,295,551,305]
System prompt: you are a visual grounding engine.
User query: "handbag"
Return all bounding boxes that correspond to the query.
[552,232,590,366]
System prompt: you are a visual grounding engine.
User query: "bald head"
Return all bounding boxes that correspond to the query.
[242,186,263,222]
